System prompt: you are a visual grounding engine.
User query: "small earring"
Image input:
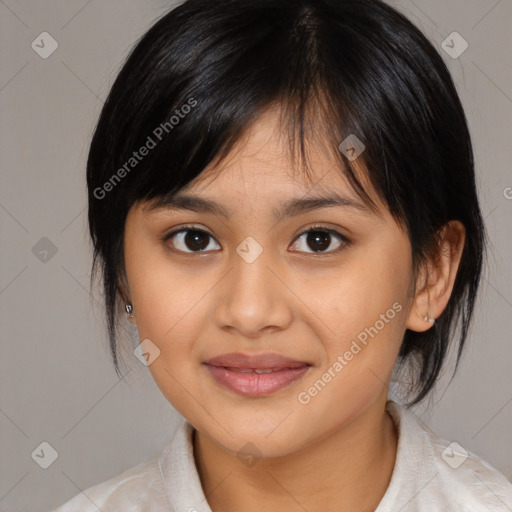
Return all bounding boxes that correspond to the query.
[125,303,134,318]
[424,284,435,323]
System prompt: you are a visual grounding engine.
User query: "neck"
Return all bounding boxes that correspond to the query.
[193,396,398,512]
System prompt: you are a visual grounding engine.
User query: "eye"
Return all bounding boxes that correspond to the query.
[163,225,220,253]
[162,224,350,255]
[290,226,350,254]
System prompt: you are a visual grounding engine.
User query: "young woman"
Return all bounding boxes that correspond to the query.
[52,0,512,510]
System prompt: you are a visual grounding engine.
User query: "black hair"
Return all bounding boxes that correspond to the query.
[87,0,486,406]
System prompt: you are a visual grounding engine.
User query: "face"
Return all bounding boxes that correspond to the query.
[123,108,417,458]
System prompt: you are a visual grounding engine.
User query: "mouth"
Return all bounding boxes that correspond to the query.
[203,352,311,397]
[218,367,301,374]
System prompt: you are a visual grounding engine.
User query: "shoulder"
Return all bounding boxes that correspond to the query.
[380,401,512,512]
[427,423,512,511]
[48,425,185,512]
[50,451,169,512]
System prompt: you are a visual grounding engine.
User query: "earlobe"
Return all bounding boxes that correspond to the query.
[406,276,436,333]
[406,220,466,333]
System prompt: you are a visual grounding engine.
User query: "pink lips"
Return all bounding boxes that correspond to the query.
[203,352,311,397]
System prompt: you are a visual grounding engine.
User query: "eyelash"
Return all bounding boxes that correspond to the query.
[161,224,351,256]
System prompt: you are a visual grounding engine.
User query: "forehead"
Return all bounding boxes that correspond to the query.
[181,108,376,200]
[140,106,385,221]
[197,107,347,187]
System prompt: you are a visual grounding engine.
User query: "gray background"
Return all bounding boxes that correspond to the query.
[0,1,511,511]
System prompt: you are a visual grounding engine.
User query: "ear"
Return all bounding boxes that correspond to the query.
[406,220,466,332]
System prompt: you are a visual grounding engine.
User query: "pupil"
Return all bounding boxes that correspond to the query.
[185,230,209,251]
[308,231,330,252]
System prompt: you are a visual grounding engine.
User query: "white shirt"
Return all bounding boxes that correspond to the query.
[50,400,512,511]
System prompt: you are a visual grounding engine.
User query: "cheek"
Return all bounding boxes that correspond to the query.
[126,249,211,416]
[300,235,412,390]
[304,237,411,341]
[123,239,217,414]
[125,237,204,339]
[294,289,408,439]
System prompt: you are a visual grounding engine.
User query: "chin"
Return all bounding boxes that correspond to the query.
[195,413,316,460]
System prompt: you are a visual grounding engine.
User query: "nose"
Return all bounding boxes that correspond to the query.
[213,245,293,339]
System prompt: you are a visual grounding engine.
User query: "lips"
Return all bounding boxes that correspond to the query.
[203,352,311,397]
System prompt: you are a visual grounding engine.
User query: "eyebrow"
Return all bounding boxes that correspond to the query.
[146,191,377,222]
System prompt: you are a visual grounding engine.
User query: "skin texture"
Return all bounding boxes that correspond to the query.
[122,108,466,511]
